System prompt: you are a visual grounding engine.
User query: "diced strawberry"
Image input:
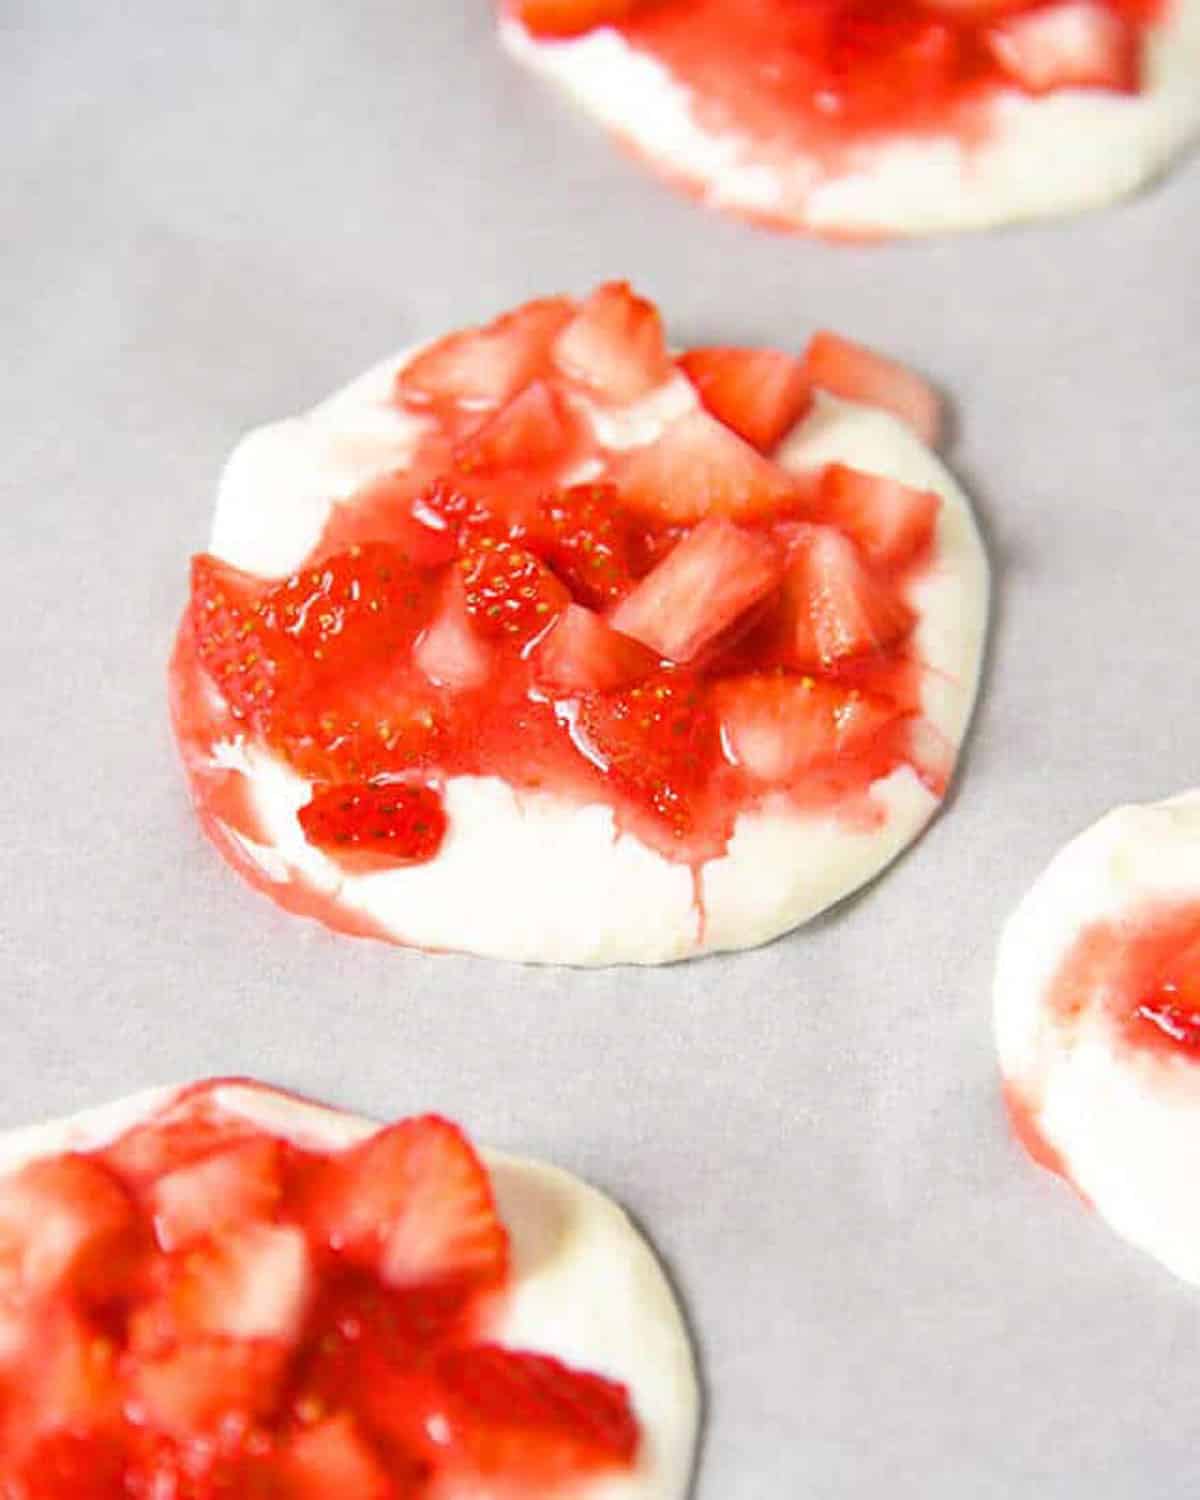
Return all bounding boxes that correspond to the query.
[137,1224,313,1348]
[454,380,579,475]
[17,1432,128,1500]
[514,0,647,38]
[802,332,942,448]
[533,605,659,693]
[279,1415,395,1500]
[414,574,494,691]
[191,554,306,728]
[610,518,783,664]
[778,524,914,668]
[616,409,796,524]
[129,1338,289,1436]
[0,1154,138,1307]
[459,538,569,646]
[323,469,461,570]
[274,685,446,785]
[527,483,637,608]
[678,347,811,453]
[986,2,1138,94]
[307,1117,509,1295]
[552,281,673,404]
[297,781,447,864]
[396,296,574,411]
[815,463,940,568]
[825,9,959,118]
[575,672,719,834]
[715,674,898,782]
[25,1307,123,1436]
[433,1344,638,1479]
[149,1139,283,1253]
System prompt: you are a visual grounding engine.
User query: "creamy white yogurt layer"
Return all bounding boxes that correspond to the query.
[195,346,988,966]
[499,1,1200,236]
[994,790,1200,1285]
[0,1081,700,1500]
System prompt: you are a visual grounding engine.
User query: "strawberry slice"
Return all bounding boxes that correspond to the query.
[459,538,569,646]
[191,554,306,727]
[610,518,783,664]
[414,574,494,691]
[279,1415,395,1500]
[616,409,796,524]
[297,781,447,864]
[778,524,914,668]
[528,483,637,608]
[129,1338,289,1436]
[433,1344,638,1479]
[678,347,811,453]
[715,674,899,782]
[552,281,673,404]
[149,1138,283,1253]
[815,463,940,568]
[307,1116,509,1295]
[986,2,1138,94]
[454,380,579,475]
[533,605,659,693]
[802,332,942,448]
[396,296,574,411]
[0,1155,138,1307]
[514,0,647,38]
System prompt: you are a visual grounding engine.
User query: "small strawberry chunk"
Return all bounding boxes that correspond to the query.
[298,781,447,863]
[802,332,942,448]
[191,554,304,727]
[460,538,569,646]
[528,483,637,608]
[825,9,959,119]
[150,1139,283,1253]
[611,518,783,664]
[533,605,659,693]
[433,1344,638,1479]
[779,525,914,668]
[617,409,796,524]
[24,1307,123,1437]
[129,1338,288,1436]
[414,574,494,691]
[678,347,811,453]
[17,1432,127,1500]
[275,687,445,785]
[279,1414,394,1500]
[396,296,574,411]
[716,674,898,782]
[986,2,1138,94]
[308,1116,509,1294]
[515,0,647,38]
[815,463,940,568]
[455,380,578,474]
[552,281,673,404]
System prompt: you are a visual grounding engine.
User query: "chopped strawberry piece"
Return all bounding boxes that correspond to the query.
[414,574,494,691]
[454,380,578,475]
[17,1432,127,1500]
[616,409,796,524]
[678,347,811,452]
[533,605,659,693]
[528,483,637,608]
[396,296,574,411]
[715,673,898,782]
[434,1344,638,1479]
[24,1307,123,1436]
[129,1338,289,1436]
[274,687,446,785]
[825,9,959,119]
[410,474,498,547]
[279,1414,395,1500]
[986,2,1138,93]
[191,554,305,727]
[778,525,914,668]
[150,1138,284,1252]
[514,0,647,38]
[308,1116,508,1294]
[552,281,673,404]
[459,538,569,646]
[0,1154,137,1307]
[802,332,942,448]
[298,781,447,863]
[815,463,940,567]
[575,673,719,834]
[611,518,783,664]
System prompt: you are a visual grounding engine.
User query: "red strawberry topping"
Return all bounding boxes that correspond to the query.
[802,332,942,447]
[298,782,447,863]
[460,538,569,645]
[617,409,796,523]
[552,280,672,403]
[679,346,812,453]
[515,0,648,38]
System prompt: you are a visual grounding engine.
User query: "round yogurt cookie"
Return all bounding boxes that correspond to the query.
[171,283,989,964]
[995,790,1200,1285]
[499,0,1200,237]
[0,1078,699,1497]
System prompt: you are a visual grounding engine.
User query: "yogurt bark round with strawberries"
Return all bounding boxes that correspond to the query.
[500,0,1200,236]
[995,791,1200,1284]
[0,1078,698,1497]
[172,282,988,965]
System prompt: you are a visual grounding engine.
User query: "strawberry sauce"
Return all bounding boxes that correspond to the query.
[0,1081,640,1497]
[172,286,961,939]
